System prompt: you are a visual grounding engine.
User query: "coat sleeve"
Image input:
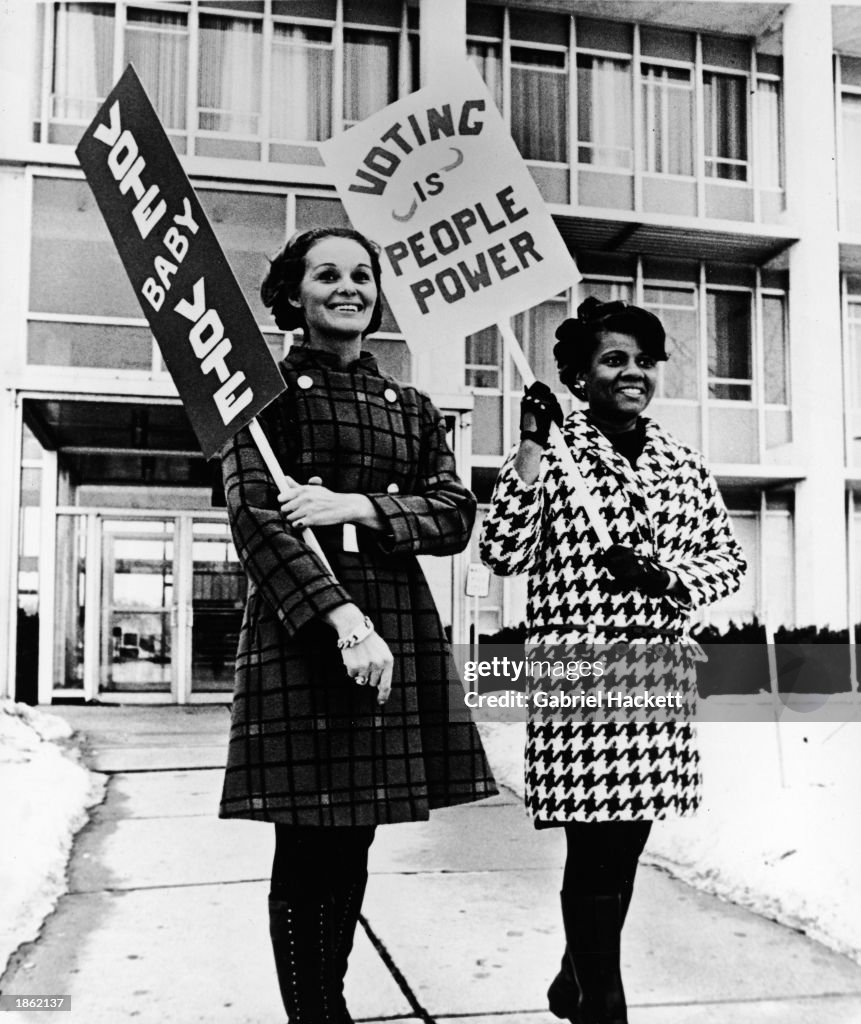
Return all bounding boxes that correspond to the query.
[366,393,476,557]
[479,447,544,576]
[662,457,747,611]
[222,424,354,636]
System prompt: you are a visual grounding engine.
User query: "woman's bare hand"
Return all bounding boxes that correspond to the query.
[341,632,394,705]
[280,477,387,532]
[279,476,354,528]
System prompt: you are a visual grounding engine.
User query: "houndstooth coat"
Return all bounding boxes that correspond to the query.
[480,411,745,824]
[220,346,497,827]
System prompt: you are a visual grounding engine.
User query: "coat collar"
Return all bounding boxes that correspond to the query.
[562,411,665,549]
[284,345,381,376]
[564,411,672,481]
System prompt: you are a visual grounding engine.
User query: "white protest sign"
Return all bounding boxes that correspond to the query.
[320,61,578,349]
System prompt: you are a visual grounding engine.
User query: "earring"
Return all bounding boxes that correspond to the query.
[571,378,587,402]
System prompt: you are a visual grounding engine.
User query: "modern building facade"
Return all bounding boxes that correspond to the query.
[0,0,858,704]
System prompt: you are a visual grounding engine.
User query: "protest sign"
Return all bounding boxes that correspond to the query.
[320,61,579,349]
[321,61,610,546]
[75,65,286,460]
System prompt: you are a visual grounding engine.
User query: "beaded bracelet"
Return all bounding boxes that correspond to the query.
[336,615,374,650]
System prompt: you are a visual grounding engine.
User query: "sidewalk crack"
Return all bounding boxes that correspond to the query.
[358,914,436,1024]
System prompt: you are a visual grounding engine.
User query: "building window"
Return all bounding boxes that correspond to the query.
[846,294,861,410]
[577,54,633,170]
[762,293,788,405]
[270,24,333,141]
[707,289,752,400]
[468,39,503,111]
[465,326,501,390]
[198,14,263,136]
[641,64,694,176]
[512,296,569,386]
[703,71,748,181]
[579,278,634,306]
[51,2,114,124]
[643,285,698,399]
[841,93,861,206]
[343,29,399,127]
[756,77,783,189]
[27,175,293,372]
[125,7,188,132]
[511,46,568,163]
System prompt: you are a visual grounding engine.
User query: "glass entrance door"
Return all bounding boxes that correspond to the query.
[189,518,246,696]
[99,518,176,696]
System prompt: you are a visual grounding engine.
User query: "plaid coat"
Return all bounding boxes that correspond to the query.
[480,412,745,824]
[220,346,497,826]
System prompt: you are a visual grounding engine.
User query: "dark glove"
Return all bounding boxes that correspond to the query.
[520,381,564,448]
[599,544,670,597]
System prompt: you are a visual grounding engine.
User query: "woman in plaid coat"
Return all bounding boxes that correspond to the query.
[479,298,745,1024]
[220,227,496,1022]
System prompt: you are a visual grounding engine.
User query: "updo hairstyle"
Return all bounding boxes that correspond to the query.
[260,226,384,335]
[553,297,668,399]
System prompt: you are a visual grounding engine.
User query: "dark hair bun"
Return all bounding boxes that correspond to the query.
[553,296,668,385]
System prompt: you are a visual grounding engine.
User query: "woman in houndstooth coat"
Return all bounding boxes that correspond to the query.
[479,297,745,1024]
[220,227,496,1023]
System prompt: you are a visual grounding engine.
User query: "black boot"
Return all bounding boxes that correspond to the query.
[269,894,341,1023]
[560,891,627,1024]
[548,873,637,1023]
[547,947,586,1023]
[329,872,369,1024]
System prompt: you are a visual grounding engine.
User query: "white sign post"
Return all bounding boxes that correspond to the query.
[321,61,612,548]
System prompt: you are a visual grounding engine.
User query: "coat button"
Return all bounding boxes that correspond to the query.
[297,374,313,389]
[384,387,397,402]
[386,483,400,495]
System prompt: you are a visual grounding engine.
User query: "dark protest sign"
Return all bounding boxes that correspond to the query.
[75,65,285,460]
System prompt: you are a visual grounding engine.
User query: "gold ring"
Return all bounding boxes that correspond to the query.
[355,675,366,686]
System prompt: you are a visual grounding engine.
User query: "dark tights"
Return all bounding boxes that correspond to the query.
[270,824,376,901]
[563,820,652,913]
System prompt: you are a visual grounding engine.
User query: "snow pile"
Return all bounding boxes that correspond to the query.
[0,700,105,974]
[646,720,861,964]
[477,717,861,964]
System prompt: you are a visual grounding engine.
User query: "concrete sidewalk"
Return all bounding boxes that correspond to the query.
[2,706,861,1024]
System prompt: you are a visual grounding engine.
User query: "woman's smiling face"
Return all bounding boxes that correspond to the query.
[582,331,658,425]
[291,236,378,344]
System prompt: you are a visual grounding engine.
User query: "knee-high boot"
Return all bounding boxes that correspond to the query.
[329,872,369,1024]
[559,891,627,1024]
[547,873,638,1022]
[268,894,341,1023]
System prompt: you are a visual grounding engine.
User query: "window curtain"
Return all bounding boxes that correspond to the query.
[344,30,397,125]
[842,95,861,199]
[52,3,113,121]
[511,63,567,162]
[467,41,502,112]
[641,66,693,176]
[707,290,752,399]
[125,10,187,130]
[271,25,332,140]
[465,326,501,389]
[756,80,783,189]
[704,72,747,180]
[847,301,861,409]
[762,295,787,405]
[577,56,632,169]
[513,299,566,386]
[198,15,262,134]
